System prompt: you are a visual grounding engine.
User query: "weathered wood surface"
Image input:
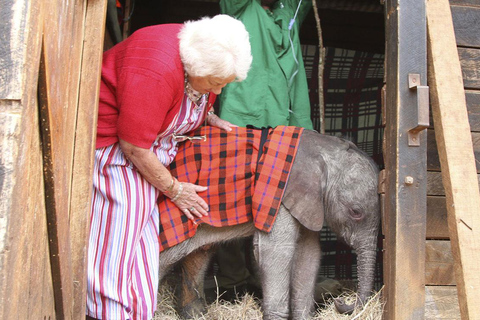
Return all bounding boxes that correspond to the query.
[451,5,480,48]
[465,91,480,132]
[0,1,56,319]
[426,174,480,239]
[1,0,107,319]
[383,0,428,319]
[449,0,480,7]
[427,130,480,172]
[427,171,480,196]
[427,0,480,318]
[70,1,107,317]
[425,240,456,285]
[39,1,90,317]
[458,48,480,90]
[431,91,480,132]
[427,196,450,239]
[425,286,461,320]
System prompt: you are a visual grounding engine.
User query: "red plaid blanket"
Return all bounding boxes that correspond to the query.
[158,126,304,251]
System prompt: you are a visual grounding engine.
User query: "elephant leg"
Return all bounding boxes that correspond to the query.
[290,227,321,320]
[253,205,301,320]
[178,247,215,319]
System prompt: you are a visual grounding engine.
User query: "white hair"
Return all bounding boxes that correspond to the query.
[179,14,252,81]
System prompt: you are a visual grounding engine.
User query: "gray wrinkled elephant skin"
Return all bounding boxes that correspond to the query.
[158,129,381,319]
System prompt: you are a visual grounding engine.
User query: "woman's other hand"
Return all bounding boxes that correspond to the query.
[170,182,209,221]
[207,113,237,131]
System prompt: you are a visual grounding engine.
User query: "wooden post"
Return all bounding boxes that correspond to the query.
[426,0,480,318]
[70,0,108,318]
[383,0,428,318]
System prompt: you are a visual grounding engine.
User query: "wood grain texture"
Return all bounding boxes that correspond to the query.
[427,196,450,239]
[70,0,108,318]
[425,240,456,285]
[449,0,480,7]
[465,90,480,132]
[427,130,480,173]
[427,0,480,318]
[451,5,480,48]
[459,48,480,89]
[425,286,461,319]
[383,0,428,318]
[0,1,56,319]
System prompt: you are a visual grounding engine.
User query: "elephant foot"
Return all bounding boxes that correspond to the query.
[262,310,290,320]
[179,297,206,319]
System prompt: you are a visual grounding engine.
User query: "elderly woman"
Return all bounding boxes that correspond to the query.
[86,15,252,319]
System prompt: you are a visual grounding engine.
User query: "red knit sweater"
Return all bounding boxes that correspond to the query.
[96,24,216,149]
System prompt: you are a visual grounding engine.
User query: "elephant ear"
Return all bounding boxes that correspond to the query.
[281,131,327,232]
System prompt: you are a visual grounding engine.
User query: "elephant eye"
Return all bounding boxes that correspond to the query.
[349,208,364,220]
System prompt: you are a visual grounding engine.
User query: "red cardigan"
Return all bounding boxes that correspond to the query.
[96,24,216,149]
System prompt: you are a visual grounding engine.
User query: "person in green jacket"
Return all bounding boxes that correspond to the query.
[214,0,313,301]
[218,0,313,129]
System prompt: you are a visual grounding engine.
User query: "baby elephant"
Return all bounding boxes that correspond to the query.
[158,130,381,319]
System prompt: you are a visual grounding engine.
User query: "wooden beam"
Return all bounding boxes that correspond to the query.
[383,0,428,318]
[0,0,56,318]
[70,0,108,318]
[427,0,480,318]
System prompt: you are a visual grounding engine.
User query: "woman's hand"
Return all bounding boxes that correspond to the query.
[170,182,209,221]
[207,113,237,131]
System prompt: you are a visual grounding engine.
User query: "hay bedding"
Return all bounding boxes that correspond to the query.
[154,281,384,320]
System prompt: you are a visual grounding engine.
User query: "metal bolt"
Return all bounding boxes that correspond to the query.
[404,176,414,185]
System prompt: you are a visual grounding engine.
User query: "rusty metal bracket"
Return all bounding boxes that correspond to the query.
[408,73,429,146]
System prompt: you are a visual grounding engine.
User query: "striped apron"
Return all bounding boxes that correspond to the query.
[86,93,208,319]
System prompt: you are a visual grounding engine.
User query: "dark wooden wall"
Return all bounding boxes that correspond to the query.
[424,0,480,317]
[121,0,385,53]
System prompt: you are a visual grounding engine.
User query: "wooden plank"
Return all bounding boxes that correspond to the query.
[458,48,480,89]
[425,286,461,320]
[428,171,480,196]
[70,0,108,318]
[40,0,90,317]
[449,0,480,7]
[0,0,57,319]
[426,240,456,285]
[451,5,480,48]
[427,0,480,318]
[383,0,428,319]
[465,90,480,132]
[427,196,450,239]
[38,39,75,320]
[427,130,480,173]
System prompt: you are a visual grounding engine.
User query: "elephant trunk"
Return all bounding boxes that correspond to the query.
[334,234,378,314]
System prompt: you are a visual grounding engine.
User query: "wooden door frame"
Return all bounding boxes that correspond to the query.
[383,0,429,318]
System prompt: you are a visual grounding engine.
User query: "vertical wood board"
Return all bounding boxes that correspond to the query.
[383,0,428,319]
[70,0,108,318]
[0,0,56,318]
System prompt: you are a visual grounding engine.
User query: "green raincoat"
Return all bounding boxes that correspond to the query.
[219,0,313,129]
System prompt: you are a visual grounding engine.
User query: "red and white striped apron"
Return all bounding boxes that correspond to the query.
[86,93,207,319]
